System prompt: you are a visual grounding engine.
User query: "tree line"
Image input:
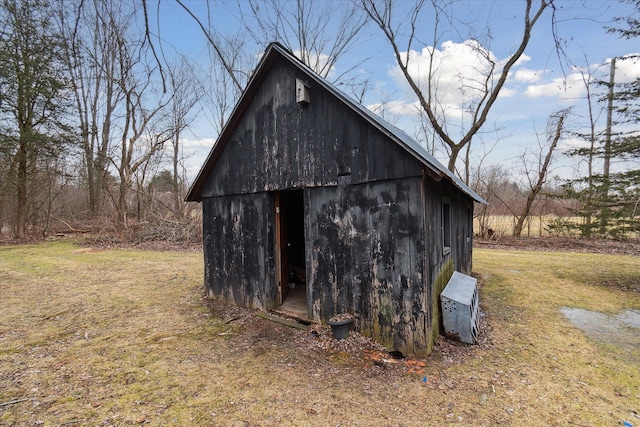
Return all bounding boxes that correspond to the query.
[0,0,637,241]
[0,0,205,240]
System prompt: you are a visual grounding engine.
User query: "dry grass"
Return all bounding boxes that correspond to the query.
[1,240,639,426]
[475,214,639,239]
[473,250,640,423]
[474,215,582,238]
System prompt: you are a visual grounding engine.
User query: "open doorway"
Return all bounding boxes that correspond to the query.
[274,189,308,321]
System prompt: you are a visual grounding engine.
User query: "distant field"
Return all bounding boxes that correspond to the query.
[475,215,583,238]
[1,240,639,425]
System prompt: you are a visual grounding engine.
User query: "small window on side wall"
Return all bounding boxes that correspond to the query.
[442,198,451,255]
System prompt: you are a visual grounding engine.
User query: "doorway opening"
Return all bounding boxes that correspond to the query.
[274,189,309,321]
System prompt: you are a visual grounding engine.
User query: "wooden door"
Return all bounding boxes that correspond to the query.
[274,192,289,304]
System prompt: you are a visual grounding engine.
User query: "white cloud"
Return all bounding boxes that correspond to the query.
[388,40,520,123]
[294,49,335,78]
[513,54,531,67]
[181,137,216,151]
[390,40,499,106]
[524,72,587,100]
[513,68,545,83]
[611,54,640,83]
[498,87,517,98]
[180,139,216,181]
[523,54,640,100]
[559,136,590,152]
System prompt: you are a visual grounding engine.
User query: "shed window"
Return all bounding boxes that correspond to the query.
[442,199,451,255]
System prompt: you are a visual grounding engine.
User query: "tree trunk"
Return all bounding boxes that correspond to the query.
[117,172,129,228]
[513,110,567,237]
[172,128,182,219]
[447,145,463,173]
[15,141,28,239]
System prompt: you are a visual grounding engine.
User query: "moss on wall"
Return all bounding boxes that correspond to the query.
[428,258,455,353]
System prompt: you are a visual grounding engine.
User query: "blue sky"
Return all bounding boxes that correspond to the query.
[151,0,640,183]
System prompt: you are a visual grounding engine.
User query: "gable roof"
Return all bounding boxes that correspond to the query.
[186,42,486,204]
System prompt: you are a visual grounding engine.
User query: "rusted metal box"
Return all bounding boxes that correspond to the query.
[440,271,479,344]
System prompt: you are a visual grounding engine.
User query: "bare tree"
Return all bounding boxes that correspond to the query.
[81,2,174,229]
[60,1,198,230]
[31,156,71,237]
[471,164,518,239]
[241,0,368,81]
[513,108,569,237]
[565,56,605,237]
[59,0,127,218]
[599,57,616,234]
[202,34,249,135]
[166,58,200,219]
[132,135,165,223]
[112,80,174,229]
[360,0,550,174]
[170,0,247,92]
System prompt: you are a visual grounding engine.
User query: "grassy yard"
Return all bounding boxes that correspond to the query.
[1,240,639,426]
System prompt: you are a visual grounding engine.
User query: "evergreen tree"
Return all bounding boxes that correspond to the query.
[605,0,640,238]
[561,1,639,238]
[0,0,71,238]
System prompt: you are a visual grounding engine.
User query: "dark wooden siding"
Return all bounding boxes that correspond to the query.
[202,193,277,310]
[422,177,474,273]
[451,192,474,274]
[305,176,429,355]
[194,50,478,356]
[421,175,474,349]
[199,56,423,199]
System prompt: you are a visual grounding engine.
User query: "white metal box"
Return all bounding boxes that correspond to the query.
[440,271,479,344]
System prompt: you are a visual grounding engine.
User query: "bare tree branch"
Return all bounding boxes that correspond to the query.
[361,0,550,172]
[173,0,243,91]
[242,0,368,82]
[141,0,167,93]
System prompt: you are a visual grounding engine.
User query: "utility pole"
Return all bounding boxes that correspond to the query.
[601,57,616,234]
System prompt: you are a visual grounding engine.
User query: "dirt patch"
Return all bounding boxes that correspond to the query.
[203,296,490,376]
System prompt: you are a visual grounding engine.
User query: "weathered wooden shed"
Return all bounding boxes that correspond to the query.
[186,42,485,356]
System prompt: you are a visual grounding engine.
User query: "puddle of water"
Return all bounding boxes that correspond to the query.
[560,307,640,351]
[616,309,640,329]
